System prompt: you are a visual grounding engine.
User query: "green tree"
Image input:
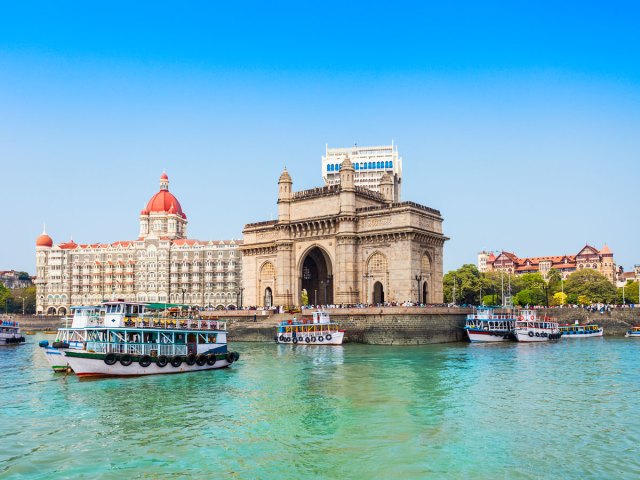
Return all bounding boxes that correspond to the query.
[0,283,11,314]
[443,264,481,304]
[564,269,617,303]
[11,286,36,314]
[617,281,639,305]
[514,288,546,306]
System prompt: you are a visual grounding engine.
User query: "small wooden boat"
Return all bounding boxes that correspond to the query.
[625,326,640,338]
[559,324,603,338]
[275,311,344,345]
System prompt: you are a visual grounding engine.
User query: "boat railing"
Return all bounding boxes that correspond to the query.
[86,341,189,357]
[120,318,227,331]
[466,314,515,320]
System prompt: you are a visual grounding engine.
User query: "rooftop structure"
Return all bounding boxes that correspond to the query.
[321,143,402,202]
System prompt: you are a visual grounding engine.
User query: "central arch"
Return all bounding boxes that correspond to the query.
[300,246,333,305]
[373,281,384,304]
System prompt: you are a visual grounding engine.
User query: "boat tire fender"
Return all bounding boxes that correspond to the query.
[196,354,207,366]
[535,332,540,337]
[186,353,197,366]
[305,337,310,343]
[318,336,324,342]
[528,331,534,338]
[52,341,69,349]
[226,352,235,364]
[292,337,298,344]
[298,337,303,342]
[120,354,133,366]
[233,352,240,361]
[207,354,217,366]
[139,355,152,368]
[279,335,285,342]
[104,353,118,365]
[326,334,332,341]
[157,355,169,368]
[170,356,183,368]
[311,336,316,342]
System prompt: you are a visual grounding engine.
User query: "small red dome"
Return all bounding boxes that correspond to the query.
[36,233,53,247]
[146,190,184,215]
[160,172,169,180]
[140,208,149,215]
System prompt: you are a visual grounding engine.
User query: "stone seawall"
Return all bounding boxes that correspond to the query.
[215,307,471,345]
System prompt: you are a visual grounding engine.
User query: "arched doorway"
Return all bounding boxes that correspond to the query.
[373,281,384,304]
[47,307,56,315]
[58,307,67,316]
[422,281,428,304]
[300,247,333,305]
[264,287,273,307]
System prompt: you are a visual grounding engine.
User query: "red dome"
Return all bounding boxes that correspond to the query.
[160,172,169,180]
[146,190,184,215]
[36,233,53,247]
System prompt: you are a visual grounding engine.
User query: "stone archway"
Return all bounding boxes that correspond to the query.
[58,307,67,316]
[373,281,384,304]
[422,281,428,305]
[264,287,273,307]
[47,307,57,315]
[300,247,333,306]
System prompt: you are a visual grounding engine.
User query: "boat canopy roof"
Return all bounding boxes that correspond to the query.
[144,303,189,310]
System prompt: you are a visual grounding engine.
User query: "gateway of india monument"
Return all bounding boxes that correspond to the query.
[241,144,448,307]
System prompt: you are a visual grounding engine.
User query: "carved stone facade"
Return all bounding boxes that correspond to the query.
[241,160,448,307]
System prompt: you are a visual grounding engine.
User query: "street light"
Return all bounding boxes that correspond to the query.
[16,296,25,315]
[415,274,422,304]
[181,287,186,305]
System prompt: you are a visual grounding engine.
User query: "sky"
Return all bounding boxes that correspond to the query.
[1,1,639,274]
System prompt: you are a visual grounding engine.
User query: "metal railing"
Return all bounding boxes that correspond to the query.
[120,318,226,331]
[86,341,189,356]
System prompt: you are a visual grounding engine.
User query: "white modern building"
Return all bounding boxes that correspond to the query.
[321,143,403,202]
[35,173,242,315]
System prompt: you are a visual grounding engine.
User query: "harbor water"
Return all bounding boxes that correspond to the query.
[1,337,639,479]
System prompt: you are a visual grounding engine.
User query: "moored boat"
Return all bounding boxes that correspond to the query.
[559,323,603,338]
[275,311,344,345]
[513,310,562,342]
[625,327,640,338]
[0,319,25,345]
[54,300,239,377]
[464,307,516,343]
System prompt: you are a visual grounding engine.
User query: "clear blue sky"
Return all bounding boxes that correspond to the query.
[1,1,639,274]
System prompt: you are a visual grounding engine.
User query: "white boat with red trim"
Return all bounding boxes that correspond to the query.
[513,310,562,342]
[275,311,344,345]
[55,300,239,377]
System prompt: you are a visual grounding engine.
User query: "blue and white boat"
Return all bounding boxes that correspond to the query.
[1,318,25,345]
[559,323,603,338]
[625,327,640,338]
[464,307,516,343]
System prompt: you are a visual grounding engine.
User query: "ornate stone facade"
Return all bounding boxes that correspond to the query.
[35,174,242,315]
[241,160,447,307]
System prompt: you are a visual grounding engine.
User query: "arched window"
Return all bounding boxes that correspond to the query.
[389,161,393,168]
[368,252,388,273]
[377,161,382,168]
[421,254,431,274]
[354,163,359,170]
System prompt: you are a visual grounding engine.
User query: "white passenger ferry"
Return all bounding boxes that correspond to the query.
[275,311,344,345]
[44,300,239,377]
[559,323,603,338]
[1,318,25,345]
[464,307,516,343]
[513,310,562,342]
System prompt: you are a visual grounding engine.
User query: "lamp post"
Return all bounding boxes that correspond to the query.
[415,274,422,304]
[181,287,186,305]
[16,296,25,315]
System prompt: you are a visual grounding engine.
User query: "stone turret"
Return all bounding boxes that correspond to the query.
[278,168,292,222]
[339,157,356,215]
[379,173,394,204]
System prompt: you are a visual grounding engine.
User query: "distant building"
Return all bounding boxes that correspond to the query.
[35,173,242,315]
[481,244,616,283]
[322,143,402,202]
[0,270,33,289]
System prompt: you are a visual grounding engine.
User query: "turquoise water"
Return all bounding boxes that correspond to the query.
[1,337,639,479]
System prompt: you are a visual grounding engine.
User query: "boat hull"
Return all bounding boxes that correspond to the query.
[42,346,70,372]
[514,330,561,342]
[562,329,603,338]
[63,352,236,377]
[466,329,511,343]
[276,331,344,345]
[625,332,640,338]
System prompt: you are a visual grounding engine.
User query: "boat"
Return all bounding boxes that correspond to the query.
[46,300,240,377]
[513,310,562,342]
[464,307,516,342]
[275,311,344,345]
[625,327,640,338]
[1,318,25,345]
[24,331,35,335]
[39,306,103,372]
[42,330,58,335]
[559,323,603,338]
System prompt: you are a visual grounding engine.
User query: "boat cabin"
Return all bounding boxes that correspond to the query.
[68,306,102,328]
